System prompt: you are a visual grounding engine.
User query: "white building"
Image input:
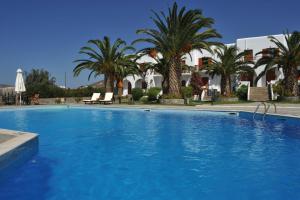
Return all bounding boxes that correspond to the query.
[123,34,300,96]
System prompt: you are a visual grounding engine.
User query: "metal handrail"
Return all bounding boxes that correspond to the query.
[253,102,266,119]
[253,102,277,120]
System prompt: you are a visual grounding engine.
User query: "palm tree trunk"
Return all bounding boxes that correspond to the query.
[175,59,182,90]
[284,66,299,96]
[225,76,231,96]
[104,75,107,89]
[220,75,226,95]
[105,75,114,92]
[162,77,169,94]
[168,58,181,97]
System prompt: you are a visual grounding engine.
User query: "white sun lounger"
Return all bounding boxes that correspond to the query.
[83,93,101,104]
[99,92,113,104]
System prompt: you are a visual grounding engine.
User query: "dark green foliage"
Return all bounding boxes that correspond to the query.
[181,86,193,98]
[236,85,248,100]
[25,69,105,98]
[190,72,204,95]
[74,36,138,92]
[25,69,64,98]
[132,88,144,101]
[147,87,161,101]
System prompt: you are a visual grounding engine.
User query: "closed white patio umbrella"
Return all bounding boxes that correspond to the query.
[15,68,26,105]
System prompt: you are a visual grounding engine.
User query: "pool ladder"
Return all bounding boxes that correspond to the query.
[253,102,277,120]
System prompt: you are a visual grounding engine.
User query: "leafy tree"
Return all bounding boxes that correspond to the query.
[25,69,64,98]
[134,2,221,97]
[204,45,254,96]
[254,31,300,96]
[74,36,136,92]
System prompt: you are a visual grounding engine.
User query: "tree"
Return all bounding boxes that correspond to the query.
[134,2,221,97]
[254,31,300,96]
[74,36,136,92]
[204,45,254,96]
[190,72,204,95]
[114,54,139,96]
[139,58,170,94]
[25,69,64,98]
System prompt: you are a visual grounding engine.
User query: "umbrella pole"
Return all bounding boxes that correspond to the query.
[20,93,22,106]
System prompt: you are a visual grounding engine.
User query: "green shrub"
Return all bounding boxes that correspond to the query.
[236,85,248,100]
[147,87,161,101]
[140,96,149,103]
[181,86,193,99]
[132,88,144,101]
[272,80,285,96]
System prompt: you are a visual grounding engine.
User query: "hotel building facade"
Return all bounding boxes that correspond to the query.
[122,34,300,96]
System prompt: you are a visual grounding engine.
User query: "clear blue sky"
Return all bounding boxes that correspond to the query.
[0,0,299,88]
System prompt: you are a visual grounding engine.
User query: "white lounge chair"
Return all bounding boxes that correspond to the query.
[99,92,113,104]
[83,93,101,104]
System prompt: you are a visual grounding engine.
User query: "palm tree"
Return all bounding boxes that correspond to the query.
[74,36,135,92]
[254,31,300,96]
[139,58,170,94]
[204,45,254,96]
[133,2,221,97]
[114,54,139,96]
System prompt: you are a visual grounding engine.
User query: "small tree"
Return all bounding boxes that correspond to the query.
[190,72,204,95]
[25,69,64,98]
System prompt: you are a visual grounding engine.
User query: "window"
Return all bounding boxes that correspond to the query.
[198,57,212,69]
[181,80,187,87]
[128,82,132,94]
[244,49,253,61]
[262,48,279,58]
[266,68,276,83]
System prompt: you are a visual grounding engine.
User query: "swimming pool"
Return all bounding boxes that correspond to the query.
[0,107,299,199]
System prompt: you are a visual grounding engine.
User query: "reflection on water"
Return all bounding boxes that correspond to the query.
[0,108,300,199]
[13,110,28,131]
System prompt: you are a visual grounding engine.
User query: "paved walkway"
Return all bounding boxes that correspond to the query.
[195,103,300,117]
[1,103,300,117]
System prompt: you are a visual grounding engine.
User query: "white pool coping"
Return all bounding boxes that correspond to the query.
[0,104,300,119]
[0,129,38,158]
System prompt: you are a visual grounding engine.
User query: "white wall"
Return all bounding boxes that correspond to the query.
[236,34,286,86]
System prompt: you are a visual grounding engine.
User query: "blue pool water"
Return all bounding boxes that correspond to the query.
[0,107,300,199]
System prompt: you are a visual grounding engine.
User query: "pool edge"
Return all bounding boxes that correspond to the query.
[0,129,39,172]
